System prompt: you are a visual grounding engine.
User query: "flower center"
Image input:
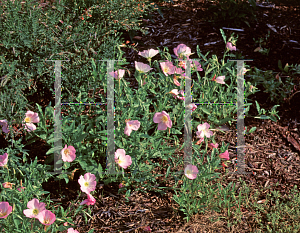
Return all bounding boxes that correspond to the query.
[33,208,39,215]
[119,158,124,164]
[0,210,6,217]
[24,117,31,123]
[161,116,168,123]
[43,218,50,224]
[84,182,89,187]
[64,149,70,156]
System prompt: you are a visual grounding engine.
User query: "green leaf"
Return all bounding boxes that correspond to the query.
[165,166,171,178]
[200,106,211,115]
[255,101,260,114]
[220,29,227,44]
[24,136,40,146]
[171,128,182,134]
[269,115,278,122]
[125,189,131,198]
[248,127,256,134]
[79,160,88,170]
[73,132,87,144]
[244,20,250,28]
[64,176,69,184]
[255,115,269,120]
[38,133,47,140]
[278,60,283,71]
[98,164,104,179]
[152,3,164,19]
[46,146,62,155]
[249,0,257,10]
[47,136,60,144]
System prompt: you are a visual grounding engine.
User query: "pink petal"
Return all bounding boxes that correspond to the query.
[124,126,132,136]
[219,150,230,160]
[184,164,199,180]
[135,61,153,73]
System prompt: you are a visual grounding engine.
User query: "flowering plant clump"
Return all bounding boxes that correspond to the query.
[0,2,283,229]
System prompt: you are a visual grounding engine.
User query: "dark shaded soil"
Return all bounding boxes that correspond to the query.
[0,0,300,232]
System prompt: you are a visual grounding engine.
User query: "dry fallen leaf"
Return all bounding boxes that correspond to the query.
[254,47,261,52]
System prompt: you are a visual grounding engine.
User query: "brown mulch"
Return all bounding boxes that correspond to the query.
[0,0,300,232]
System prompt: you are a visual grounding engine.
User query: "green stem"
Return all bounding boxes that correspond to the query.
[118,79,121,100]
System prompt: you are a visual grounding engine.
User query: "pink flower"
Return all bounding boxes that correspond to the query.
[191,60,203,72]
[68,228,79,233]
[174,67,185,77]
[174,44,194,60]
[135,61,153,73]
[187,103,197,112]
[0,120,10,134]
[78,173,97,194]
[168,89,179,99]
[221,161,228,168]
[17,186,25,192]
[61,144,76,162]
[226,42,236,51]
[0,202,12,218]
[178,59,189,70]
[0,153,8,166]
[138,49,159,60]
[119,182,125,188]
[124,120,140,136]
[238,68,248,76]
[212,74,225,84]
[173,76,181,86]
[196,123,213,138]
[115,149,132,169]
[2,182,15,189]
[184,164,199,180]
[167,89,185,100]
[215,76,225,84]
[178,59,202,71]
[153,111,172,130]
[177,90,185,101]
[144,226,151,232]
[219,150,230,160]
[80,193,96,206]
[109,69,125,80]
[37,210,56,226]
[160,60,176,76]
[195,138,204,145]
[208,143,219,150]
[23,198,46,219]
[22,111,39,132]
